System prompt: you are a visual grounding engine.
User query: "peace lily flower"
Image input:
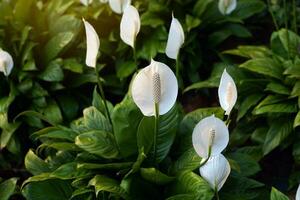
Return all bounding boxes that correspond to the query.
[83,19,100,68]
[192,115,229,159]
[120,5,140,48]
[80,0,93,6]
[218,69,237,116]
[218,0,237,15]
[0,49,14,76]
[165,14,185,59]
[296,184,300,200]
[109,0,131,14]
[200,154,231,191]
[131,59,178,116]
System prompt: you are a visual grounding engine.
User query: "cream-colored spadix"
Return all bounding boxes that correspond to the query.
[120,5,140,48]
[296,184,300,200]
[165,14,185,59]
[109,0,131,14]
[218,69,237,115]
[218,0,237,15]
[192,115,229,158]
[83,19,100,68]
[80,0,93,6]
[131,59,178,116]
[200,154,231,191]
[0,49,14,76]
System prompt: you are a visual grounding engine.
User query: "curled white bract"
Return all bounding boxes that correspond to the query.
[218,69,237,115]
[218,0,237,15]
[83,19,100,68]
[120,5,140,48]
[200,154,231,191]
[131,59,178,116]
[165,14,185,59]
[80,0,93,6]
[296,184,300,200]
[0,49,13,76]
[109,0,131,14]
[192,115,229,158]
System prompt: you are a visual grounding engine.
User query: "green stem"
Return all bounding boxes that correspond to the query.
[153,103,159,165]
[283,0,291,59]
[225,113,231,127]
[199,145,212,168]
[175,58,179,80]
[94,66,114,133]
[133,46,138,72]
[292,0,298,34]
[267,0,279,31]
[215,187,220,200]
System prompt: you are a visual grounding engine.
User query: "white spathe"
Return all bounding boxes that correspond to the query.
[165,14,185,59]
[192,115,229,158]
[218,0,237,15]
[83,19,100,68]
[218,69,237,115]
[100,0,108,3]
[120,5,140,48]
[296,184,300,200]
[80,0,93,6]
[0,49,14,76]
[200,154,231,191]
[109,0,131,14]
[131,59,178,116]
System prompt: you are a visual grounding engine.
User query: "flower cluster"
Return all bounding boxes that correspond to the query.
[192,69,237,194]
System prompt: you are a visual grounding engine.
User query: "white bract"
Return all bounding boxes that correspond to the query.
[192,115,229,158]
[0,49,14,76]
[296,184,300,200]
[83,19,100,68]
[131,59,178,116]
[200,154,231,191]
[80,0,93,6]
[218,0,237,15]
[100,0,108,3]
[165,14,185,59]
[120,5,140,48]
[218,69,237,115]
[109,0,131,14]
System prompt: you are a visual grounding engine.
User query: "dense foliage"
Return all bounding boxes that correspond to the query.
[0,0,300,200]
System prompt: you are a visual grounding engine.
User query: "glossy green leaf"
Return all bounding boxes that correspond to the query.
[75,130,119,159]
[270,187,289,200]
[25,149,50,175]
[140,168,175,185]
[0,177,18,200]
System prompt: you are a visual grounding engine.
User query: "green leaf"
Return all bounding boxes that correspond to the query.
[294,111,300,128]
[77,162,133,170]
[14,0,34,25]
[113,95,143,157]
[38,59,64,82]
[239,58,283,79]
[25,149,50,175]
[227,153,260,177]
[232,0,266,20]
[192,0,213,17]
[166,171,214,200]
[166,194,196,200]
[223,45,271,59]
[185,15,201,32]
[89,175,129,199]
[43,31,74,63]
[170,148,201,174]
[75,130,119,159]
[237,94,264,120]
[253,95,297,115]
[270,187,289,200]
[0,177,18,200]
[263,117,293,155]
[276,29,300,58]
[137,116,155,155]
[33,126,77,142]
[116,60,136,79]
[265,82,290,95]
[140,168,175,185]
[83,107,112,132]
[22,179,73,200]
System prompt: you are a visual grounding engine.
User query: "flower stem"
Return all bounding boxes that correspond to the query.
[292,0,298,34]
[175,58,179,80]
[153,102,159,165]
[283,0,291,59]
[215,187,220,200]
[199,144,212,168]
[94,66,114,133]
[225,113,231,127]
[267,0,279,31]
[133,46,138,72]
